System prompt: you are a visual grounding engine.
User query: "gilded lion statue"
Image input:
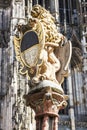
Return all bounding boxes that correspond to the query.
[13,4,72,85]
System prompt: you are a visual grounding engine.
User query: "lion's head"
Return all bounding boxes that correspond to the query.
[31,4,55,22]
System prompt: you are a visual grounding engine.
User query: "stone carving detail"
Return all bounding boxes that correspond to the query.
[13,5,72,130]
[13,4,72,86]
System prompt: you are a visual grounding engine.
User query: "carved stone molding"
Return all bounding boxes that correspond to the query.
[24,80,68,130]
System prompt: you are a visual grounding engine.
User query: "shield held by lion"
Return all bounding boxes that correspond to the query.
[13,21,45,78]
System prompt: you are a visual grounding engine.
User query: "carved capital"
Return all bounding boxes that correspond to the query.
[24,80,68,115]
[24,80,68,130]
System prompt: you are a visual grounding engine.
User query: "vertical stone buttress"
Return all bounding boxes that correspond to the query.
[11,0,36,129]
[0,0,36,130]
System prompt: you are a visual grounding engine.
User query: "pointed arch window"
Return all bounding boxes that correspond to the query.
[0,8,11,48]
[32,0,50,10]
[59,0,79,25]
[59,0,71,24]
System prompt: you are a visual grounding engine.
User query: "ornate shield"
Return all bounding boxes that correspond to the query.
[20,21,45,68]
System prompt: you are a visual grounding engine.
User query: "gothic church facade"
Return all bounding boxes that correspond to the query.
[0,0,87,130]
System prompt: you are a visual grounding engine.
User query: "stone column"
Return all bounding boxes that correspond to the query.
[67,68,75,130]
[24,80,68,130]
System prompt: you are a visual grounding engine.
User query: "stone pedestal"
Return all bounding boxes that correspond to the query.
[24,80,68,130]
